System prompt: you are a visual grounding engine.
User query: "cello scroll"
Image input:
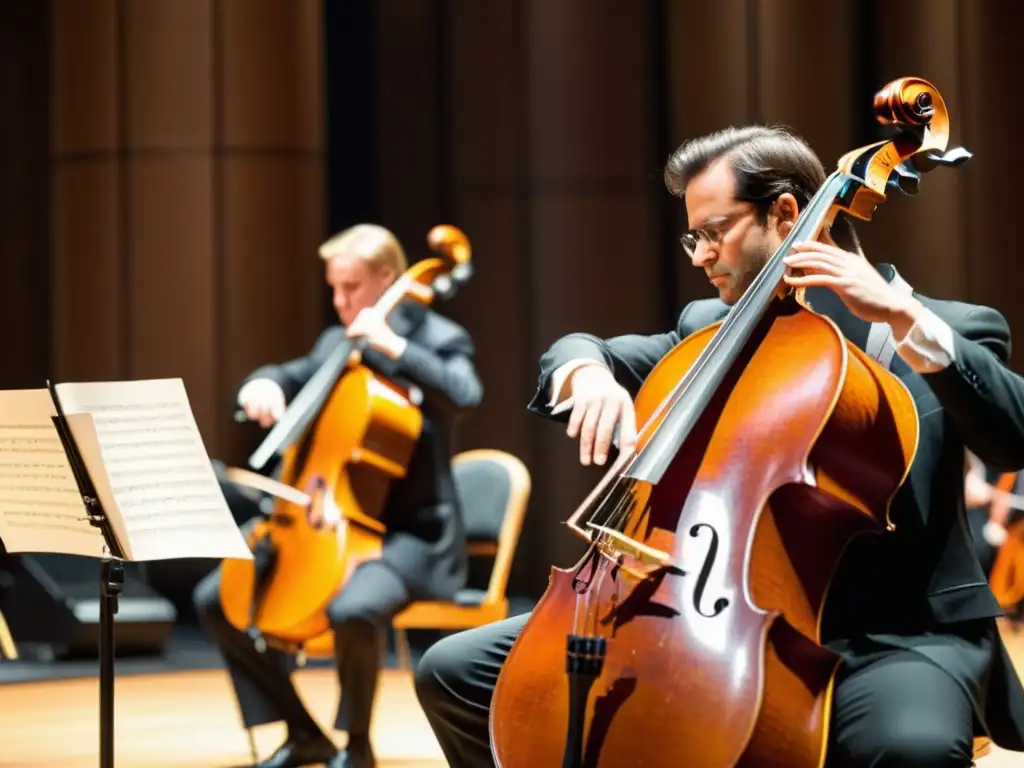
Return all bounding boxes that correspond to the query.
[835,76,972,218]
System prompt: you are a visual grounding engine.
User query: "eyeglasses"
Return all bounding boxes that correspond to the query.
[679,210,753,260]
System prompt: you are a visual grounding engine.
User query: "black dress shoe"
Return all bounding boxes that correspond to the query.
[254,732,338,768]
[325,738,375,768]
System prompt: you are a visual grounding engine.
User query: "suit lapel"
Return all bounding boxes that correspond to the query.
[802,285,871,353]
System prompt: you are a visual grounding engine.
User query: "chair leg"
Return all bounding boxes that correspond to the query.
[247,727,259,763]
[0,610,17,661]
[395,628,413,670]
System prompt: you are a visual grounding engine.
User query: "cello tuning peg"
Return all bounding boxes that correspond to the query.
[450,262,473,284]
[924,146,973,168]
[886,161,921,196]
[431,274,455,299]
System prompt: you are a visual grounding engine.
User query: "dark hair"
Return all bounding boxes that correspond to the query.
[663,125,860,252]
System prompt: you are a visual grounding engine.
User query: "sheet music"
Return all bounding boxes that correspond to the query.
[0,389,106,557]
[55,379,253,562]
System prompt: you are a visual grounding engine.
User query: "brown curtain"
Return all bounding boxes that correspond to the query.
[2,0,1020,598]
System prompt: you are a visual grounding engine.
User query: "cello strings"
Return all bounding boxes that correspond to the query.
[625,175,844,474]
[571,477,637,592]
[566,181,845,625]
[589,558,613,636]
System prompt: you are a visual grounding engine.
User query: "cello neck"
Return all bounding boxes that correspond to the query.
[621,80,971,487]
[624,171,849,485]
[246,339,353,470]
[246,280,412,471]
[245,224,475,471]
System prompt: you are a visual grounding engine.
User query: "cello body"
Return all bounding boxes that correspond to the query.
[489,77,972,767]
[220,367,422,643]
[218,225,473,653]
[490,301,918,767]
[988,471,1024,612]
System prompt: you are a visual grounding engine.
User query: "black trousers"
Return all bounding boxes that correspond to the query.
[194,558,411,737]
[414,613,980,767]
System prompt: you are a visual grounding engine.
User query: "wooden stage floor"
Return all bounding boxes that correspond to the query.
[0,667,445,767]
[1,623,1023,767]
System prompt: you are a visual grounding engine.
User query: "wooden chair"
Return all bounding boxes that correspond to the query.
[973,735,991,762]
[238,449,530,763]
[391,448,531,668]
[0,607,17,660]
[297,448,531,667]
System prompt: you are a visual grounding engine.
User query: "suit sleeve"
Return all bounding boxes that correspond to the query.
[242,327,342,402]
[388,326,483,416]
[525,329,681,423]
[923,305,1024,470]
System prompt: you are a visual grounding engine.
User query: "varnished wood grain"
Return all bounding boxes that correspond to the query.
[491,305,919,767]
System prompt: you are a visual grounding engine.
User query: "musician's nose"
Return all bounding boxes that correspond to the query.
[333,290,348,314]
[691,241,717,268]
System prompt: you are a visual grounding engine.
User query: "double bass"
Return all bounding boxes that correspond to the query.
[489,78,971,766]
[218,225,473,655]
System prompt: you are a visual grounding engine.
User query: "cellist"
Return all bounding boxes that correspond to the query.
[965,450,1023,577]
[414,126,1024,766]
[193,223,483,768]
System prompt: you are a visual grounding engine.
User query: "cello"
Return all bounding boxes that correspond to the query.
[218,225,473,655]
[489,78,971,767]
[986,470,1024,614]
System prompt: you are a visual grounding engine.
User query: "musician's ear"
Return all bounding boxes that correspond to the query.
[772,193,800,236]
[374,264,398,286]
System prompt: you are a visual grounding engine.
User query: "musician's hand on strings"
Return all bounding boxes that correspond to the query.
[965,470,994,508]
[346,307,407,359]
[782,241,924,331]
[565,364,637,467]
[237,378,286,428]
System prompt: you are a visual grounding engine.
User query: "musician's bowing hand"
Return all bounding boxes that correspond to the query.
[565,364,637,467]
[237,378,286,428]
[965,470,994,508]
[346,307,407,359]
[782,241,924,330]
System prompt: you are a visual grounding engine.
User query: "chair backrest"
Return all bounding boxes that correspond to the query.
[451,449,530,604]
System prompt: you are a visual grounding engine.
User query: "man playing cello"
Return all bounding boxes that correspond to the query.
[966,451,1022,575]
[414,126,1024,766]
[194,223,483,768]
[965,451,1024,621]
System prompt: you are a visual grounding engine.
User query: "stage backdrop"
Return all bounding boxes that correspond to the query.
[1,0,1021,599]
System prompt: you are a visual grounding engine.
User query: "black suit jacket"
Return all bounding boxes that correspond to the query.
[525,264,1024,749]
[244,301,482,601]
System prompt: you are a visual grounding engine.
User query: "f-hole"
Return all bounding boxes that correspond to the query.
[689,523,730,618]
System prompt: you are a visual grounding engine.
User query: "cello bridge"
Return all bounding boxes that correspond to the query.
[587,523,672,572]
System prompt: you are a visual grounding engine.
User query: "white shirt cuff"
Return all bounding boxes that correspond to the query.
[547,358,609,414]
[893,307,956,374]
